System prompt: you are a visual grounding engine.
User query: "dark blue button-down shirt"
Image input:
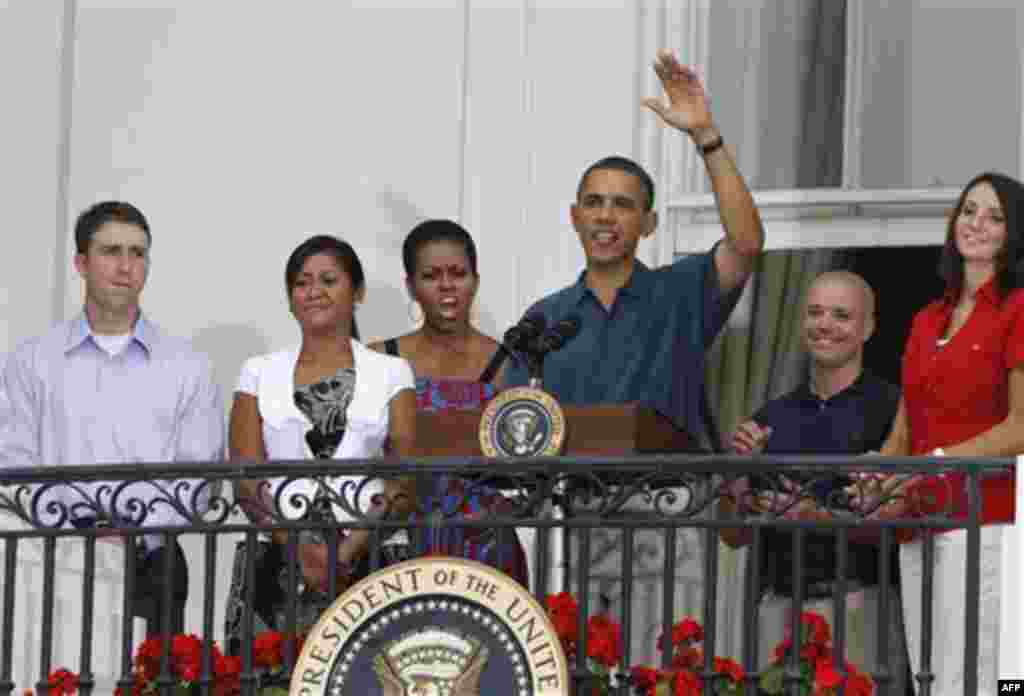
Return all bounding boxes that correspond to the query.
[506,247,741,445]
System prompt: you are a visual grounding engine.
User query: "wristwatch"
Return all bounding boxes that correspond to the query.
[698,135,725,157]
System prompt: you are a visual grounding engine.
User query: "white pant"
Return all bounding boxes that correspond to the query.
[900,527,1002,696]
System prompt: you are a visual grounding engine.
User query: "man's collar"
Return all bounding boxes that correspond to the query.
[574,260,654,305]
[131,314,156,353]
[65,315,91,352]
[797,369,870,403]
[567,270,588,307]
[619,260,653,296]
[65,311,154,354]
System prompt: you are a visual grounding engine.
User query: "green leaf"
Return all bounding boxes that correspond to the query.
[257,688,291,696]
[715,681,740,696]
[760,667,785,695]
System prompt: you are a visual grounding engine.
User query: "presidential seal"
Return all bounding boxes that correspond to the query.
[291,557,570,696]
[478,387,566,458]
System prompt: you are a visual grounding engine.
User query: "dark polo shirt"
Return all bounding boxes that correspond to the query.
[751,371,901,596]
[506,248,742,445]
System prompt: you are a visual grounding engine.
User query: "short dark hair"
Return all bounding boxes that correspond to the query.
[402,219,478,277]
[74,201,151,254]
[285,235,366,340]
[576,156,656,211]
[938,171,1024,300]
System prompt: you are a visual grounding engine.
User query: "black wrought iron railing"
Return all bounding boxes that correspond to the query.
[0,455,1012,696]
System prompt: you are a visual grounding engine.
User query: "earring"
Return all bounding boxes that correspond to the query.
[408,300,424,325]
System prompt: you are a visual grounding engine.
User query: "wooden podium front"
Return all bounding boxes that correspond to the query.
[416,402,693,456]
[414,403,693,601]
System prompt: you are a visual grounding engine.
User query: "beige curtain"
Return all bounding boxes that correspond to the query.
[707,248,838,446]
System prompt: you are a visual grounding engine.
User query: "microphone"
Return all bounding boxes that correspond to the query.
[535,314,582,353]
[503,313,547,351]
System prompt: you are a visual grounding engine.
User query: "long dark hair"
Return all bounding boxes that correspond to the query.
[285,235,365,340]
[938,171,1024,300]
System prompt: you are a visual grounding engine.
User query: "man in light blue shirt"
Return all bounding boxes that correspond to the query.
[0,201,225,635]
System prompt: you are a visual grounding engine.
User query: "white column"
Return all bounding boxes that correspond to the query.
[842,0,865,190]
[458,0,538,337]
[635,0,711,270]
[0,0,69,356]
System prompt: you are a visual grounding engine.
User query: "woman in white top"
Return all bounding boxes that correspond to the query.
[224,235,416,651]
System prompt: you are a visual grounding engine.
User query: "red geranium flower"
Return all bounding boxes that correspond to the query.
[771,638,792,664]
[713,656,745,684]
[800,641,826,663]
[845,668,875,696]
[546,591,578,615]
[630,665,662,693]
[171,633,202,658]
[671,646,702,670]
[585,614,623,668]
[134,635,165,680]
[47,669,79,696]
[134,633,207,683]
[669,618,704,646]
[801,612,831,645]
[546,591,579,646]
[672,669,702,696]
[213,653,242,696]
[50,631,275,696]
[814,657,843,690]
[170,634,204,682]
[113,681,145,696]
[253,630,285,668]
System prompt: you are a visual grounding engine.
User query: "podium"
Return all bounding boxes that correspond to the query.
[413,402,696,597]
[415,402,694,456]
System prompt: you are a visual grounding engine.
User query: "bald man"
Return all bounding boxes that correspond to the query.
[732,271,892,456]
[726,271,910,694]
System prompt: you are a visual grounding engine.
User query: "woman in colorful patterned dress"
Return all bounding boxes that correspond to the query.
[370,219,529,588]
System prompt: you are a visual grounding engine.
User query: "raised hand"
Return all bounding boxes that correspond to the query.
[642,49,714,135]
[731,419,773,456]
